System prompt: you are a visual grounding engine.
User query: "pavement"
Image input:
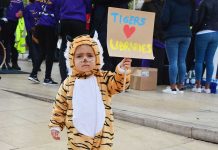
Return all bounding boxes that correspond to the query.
[0,60,218,145]
[1,89,218,150]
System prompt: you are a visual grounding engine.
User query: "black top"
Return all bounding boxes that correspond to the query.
[194,0,218,33]
[161,0,196,39]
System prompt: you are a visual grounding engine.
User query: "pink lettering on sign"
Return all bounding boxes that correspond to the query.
[123,25,136,39]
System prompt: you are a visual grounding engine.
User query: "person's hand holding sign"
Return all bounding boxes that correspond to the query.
[120,58,132,70]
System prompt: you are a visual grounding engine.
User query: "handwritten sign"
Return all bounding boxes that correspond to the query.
[107,7,155,59]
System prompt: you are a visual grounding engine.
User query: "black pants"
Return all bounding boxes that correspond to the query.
[150,46,166,85]
[4,20,18,65]
[29,31,41,76]
[186,36,195,72]
[26,32,33,59]
[59,19,86,82]
[32,25,57,79]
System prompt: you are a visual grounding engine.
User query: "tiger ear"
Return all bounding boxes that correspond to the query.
[64,41,72,75]
[93,31,104,69]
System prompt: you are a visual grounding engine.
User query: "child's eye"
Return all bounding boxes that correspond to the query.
[76,55,82,58]
[87,54,94,58]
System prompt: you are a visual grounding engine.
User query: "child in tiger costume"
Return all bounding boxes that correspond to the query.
[48,35,132,150]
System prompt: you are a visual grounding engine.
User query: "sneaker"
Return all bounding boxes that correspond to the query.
[28,75,40,83]
[43,78,58,85]
[202,88,211,94]
[162,87,177,94]
[12,63,21,70]
[192,86,202,93]
[177,87,185,94]
[2,63,12,70]
[1,64,6,70]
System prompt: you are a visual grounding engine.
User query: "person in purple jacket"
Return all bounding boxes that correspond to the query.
[4,0,24,70]
[28,0,59,85]
[58,0,91,83]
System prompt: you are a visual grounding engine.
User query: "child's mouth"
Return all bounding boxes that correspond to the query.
[82,64,90,67]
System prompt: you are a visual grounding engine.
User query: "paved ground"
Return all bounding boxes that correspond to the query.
[0,60,218,145]
[0,90,218,150]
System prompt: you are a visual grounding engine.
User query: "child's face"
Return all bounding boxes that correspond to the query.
[74,45,96,73]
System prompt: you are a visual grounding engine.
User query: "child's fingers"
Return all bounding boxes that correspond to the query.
[123,60,132,64]
[123,64,131,69]
[51,130,60,140]
[52,132,60,140]
[120,58,132,69]
[123,58,131,63]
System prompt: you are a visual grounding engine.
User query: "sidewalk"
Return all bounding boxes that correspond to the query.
[1,89,218,150]
[0,60,218,144]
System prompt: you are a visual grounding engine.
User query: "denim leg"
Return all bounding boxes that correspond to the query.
[165,38,179,84]
[194,34,209,81]
[178,38,191,84]
[204,33,218,83]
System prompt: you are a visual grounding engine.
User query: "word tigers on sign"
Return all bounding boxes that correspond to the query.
[111,12,146,26]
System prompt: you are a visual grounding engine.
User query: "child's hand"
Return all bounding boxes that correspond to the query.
[51,129,60,140]
[120,58,132,70]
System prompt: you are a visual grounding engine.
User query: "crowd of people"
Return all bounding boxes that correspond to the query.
[0,0,217,89]
[141,0,218,94]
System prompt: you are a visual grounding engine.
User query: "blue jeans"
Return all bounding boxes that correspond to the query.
[165,37,191,84]
[195,32,218,84]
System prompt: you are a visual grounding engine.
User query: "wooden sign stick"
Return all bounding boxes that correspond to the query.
[122,68,127,93]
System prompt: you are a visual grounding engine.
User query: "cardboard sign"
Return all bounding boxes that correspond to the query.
[107,7,155,59]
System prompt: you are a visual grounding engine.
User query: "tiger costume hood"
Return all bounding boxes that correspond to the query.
[65,33,104,78]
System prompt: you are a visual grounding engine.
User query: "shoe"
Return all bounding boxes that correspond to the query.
[192,86,202,93]
[28,75,40,83]
[43,78,58,85]
[162,87,177,94]
[1,64,6,70]
[12,63,21,70]
[202,88,211,94]
[2,63,12,70]
[177,87,185,94]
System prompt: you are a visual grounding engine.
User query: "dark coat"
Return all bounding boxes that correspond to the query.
[161,0,196,39]
[193,0,218,33]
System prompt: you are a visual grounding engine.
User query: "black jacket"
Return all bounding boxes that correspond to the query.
[161,0,196,39]
[194,0,218,33]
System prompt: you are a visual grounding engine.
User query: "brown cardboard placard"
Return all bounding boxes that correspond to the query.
[107,7,155,59]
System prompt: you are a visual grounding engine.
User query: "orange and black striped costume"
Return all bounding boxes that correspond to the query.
[49,35,131,150]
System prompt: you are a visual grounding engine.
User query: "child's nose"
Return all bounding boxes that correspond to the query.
[82,56,89,62]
